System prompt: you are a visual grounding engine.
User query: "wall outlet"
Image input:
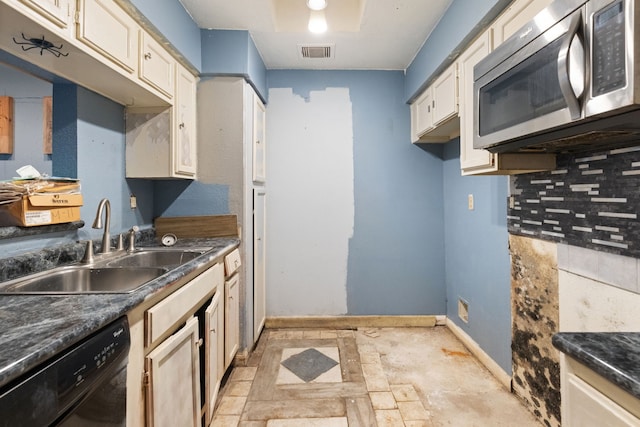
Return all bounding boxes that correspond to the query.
[130,194,137,209]
[458,298,469,323]
[468,194,474,210]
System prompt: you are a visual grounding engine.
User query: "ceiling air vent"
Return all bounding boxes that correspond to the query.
[299,44,334,59]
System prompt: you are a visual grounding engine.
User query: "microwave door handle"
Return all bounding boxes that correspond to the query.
[557,11,585,120]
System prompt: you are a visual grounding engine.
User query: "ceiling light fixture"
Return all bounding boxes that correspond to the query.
[308,10,327,33]
[306,0,327,11]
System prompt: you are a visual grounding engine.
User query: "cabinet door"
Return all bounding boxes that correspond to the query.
[145,317,201,427]
[76,0,138,73]
[432,63,458,127]
[414,89,433,138]
[492,0,553,46]
[253,188,266,342]
[253,94,266,183]
[225,273,240,368]
[204,292,224,426]
[565,374,640,427]
[459,31,495,174]
[20,0,70,28]
[139,31,174,98]
[174,65,197,177]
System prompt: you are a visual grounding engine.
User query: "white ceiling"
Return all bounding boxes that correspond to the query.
[179,0,454,70]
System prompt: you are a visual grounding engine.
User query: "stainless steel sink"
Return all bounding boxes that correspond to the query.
[105,249,205,268]
[0,265,167,294]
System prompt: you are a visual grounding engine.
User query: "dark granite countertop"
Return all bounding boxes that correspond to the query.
[0,237,240,389]
[552,332,640,400]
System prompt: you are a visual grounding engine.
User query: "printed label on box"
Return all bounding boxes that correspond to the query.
[25,210,52,225]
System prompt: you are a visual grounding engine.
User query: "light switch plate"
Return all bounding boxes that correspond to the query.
[468,194,474,210]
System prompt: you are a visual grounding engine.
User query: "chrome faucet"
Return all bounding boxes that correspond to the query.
[92,198,111,254]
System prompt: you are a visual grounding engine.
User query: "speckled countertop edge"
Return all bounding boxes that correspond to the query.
[0,237,239,388]
[552,332,640,400]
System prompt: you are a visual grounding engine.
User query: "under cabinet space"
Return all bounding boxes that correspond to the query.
[125,65,198,179]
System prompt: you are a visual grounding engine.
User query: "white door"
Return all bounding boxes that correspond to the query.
[145,317,201,427]
[253,188,266,342]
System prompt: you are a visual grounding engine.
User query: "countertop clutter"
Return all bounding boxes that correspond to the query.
[552,332,640,400]
[0,237,239,389]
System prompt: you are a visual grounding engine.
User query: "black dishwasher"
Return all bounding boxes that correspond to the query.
[0,317,130,427]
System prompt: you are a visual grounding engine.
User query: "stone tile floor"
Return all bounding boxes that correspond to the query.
[211,327,542,426]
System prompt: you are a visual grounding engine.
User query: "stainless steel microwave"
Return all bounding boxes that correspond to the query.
[474,0,640,154]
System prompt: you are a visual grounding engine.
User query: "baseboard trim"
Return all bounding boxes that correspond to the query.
[445,318,512,390]
[265,315,437,329]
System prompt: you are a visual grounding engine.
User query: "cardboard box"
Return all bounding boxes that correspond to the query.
[0,193,83,227]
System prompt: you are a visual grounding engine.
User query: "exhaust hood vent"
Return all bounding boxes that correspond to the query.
[299,44,334,59]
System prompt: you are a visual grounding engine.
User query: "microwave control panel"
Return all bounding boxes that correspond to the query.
[592,0,626,95]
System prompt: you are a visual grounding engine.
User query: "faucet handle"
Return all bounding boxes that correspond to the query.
[116,234,125,251]
[127,226,139,252]
[81,241,94,264]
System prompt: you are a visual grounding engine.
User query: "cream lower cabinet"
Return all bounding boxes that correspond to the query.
[561,355,640,426]
[224,272,240,368]
[145,316,201,427]
[126,261,226,427]
[204,292,224,426]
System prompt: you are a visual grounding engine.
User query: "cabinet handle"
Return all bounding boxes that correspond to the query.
[256,139,260,144]
[144,52,152,60]
[196,338,203,348]
[179,123,185,129]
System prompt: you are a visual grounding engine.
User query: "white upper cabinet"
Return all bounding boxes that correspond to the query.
[459,31,494,174]
[174,64,197,177]
[492,0,553,45]
[139,30,175,99]
[458,0,555,175]
[432,64,458,126]
[20,0,71,29]
[76,0,139,73]
[253,93,266,183]
[411,89,433,141]
[410,62,459,143]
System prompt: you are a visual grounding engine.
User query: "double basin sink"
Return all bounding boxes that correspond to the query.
[0,248,208,294]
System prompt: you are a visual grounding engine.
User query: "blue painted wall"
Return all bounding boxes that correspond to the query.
[201,30,268,101]
[267,70,447,315]
[405,0,503,102]
[0,64,52,180]
[153,180,229,217]
[129,0,202,70]
[442,139,512,373]
[2,85,155,255]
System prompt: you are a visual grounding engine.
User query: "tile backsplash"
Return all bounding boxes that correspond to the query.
[508,145,640,259]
